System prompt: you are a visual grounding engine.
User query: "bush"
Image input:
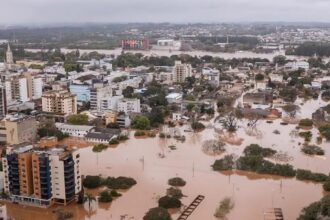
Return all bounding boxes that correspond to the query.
[147,132,156,138]
[109,138,119,145]
[92,144,108,152]
[191,122,205,131]
[243,144,276,157]
[134,131,146,137]
[158,196,182,209]
[296,169,328,182]
[299,131,313,142]
[117,135,129,141]
[301,145,325,156]
[159,133,166,138]
[166,187,183,199]
[212,155,235,171]
[83,176,102,189]
[298,196,330,219]
[214,197,234,219]
[324,180,330,192]
[110,190,122,197]
[106,176,137,189]
[168,177,186,187]
[319,124,330,141]
[299,119,313,127]
[98,190,113,203]
[143,207,172,220]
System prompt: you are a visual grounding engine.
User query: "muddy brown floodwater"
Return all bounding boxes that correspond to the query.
[3,98,330,220]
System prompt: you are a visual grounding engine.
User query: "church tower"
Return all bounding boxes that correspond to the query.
[6,43,14,64]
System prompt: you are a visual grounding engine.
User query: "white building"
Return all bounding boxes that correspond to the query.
[202,68,220,87]
[32,77,43,99]
[18,78,29,102]
[173,61,192,83]
[285,61,309,71]
[55,123,94,137]
[166,93,182,104]
[269,73,283,83]
[117,98,141,114]
[90,85,113,111]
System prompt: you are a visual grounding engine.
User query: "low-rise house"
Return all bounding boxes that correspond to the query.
[166,93,182,104]
[55,123,94,138]
[243,92,272,107]
[85,128,120,144]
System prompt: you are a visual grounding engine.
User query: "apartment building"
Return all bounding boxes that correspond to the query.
[2,144,81,207]
[173,61,192,83]
[90,85,112,111]
[0,86,7,118]
[4,115,38,145]
[42,90,77,115]
[117,98,141,114]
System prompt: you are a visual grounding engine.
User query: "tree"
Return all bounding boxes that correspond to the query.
[98,190,113,203]
[319,124,330,141]
[67,114,89,125]
[86,193,96,212]
[143,207,172,220]
[168,177,186,187]
[273,55,286,65]
[218,112,239,132]
[132,116,150,130]
[282,104,300,118]
[123,86,134,98]
[255,73,265,81]
[158,196,181,209]
[214,197,235,219]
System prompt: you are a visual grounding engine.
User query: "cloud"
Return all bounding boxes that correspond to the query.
[1,0,330,24]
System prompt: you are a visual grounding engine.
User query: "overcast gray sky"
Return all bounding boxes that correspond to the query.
[1,0,330,24]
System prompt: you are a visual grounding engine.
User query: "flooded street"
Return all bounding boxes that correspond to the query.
[3,101,329,220]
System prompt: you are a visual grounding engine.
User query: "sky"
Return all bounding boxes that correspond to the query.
[1,0,330,25]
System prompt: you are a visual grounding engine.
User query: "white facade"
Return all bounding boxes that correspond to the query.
[166,93,183,104]
[202,68,220,87]
[55,123,94,137]
[18,78,29,102]
[285,61,309,71]
[90,85,113,111]
[32,77,43,99]
[117,98,141,114]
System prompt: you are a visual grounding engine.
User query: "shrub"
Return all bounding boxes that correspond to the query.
[98,190,113,203]
[319,124,330,141]
[299,131,313,142]
[109,138,119,145]
[110,190,122,197]
[106,176,137,189]
[212,155,235,171]
[92,144,108,152]
[158,196,182,209]
[143,207,172,220]
[191,122,205,131]
[67,114,88,125]
[214,197,234,219]
[243,144,277,157]
[302,145,325,156]
[83,176,102,189]
[299,119,313,127]
[148,132,156,138]
[159,133,166,138]
[323,180,330,192]
[117,135,129,141]
[168,177,186,187]
[134,131,146,137]
[166,187,183,199]
[298,196,330,219]
[296,169,328,182]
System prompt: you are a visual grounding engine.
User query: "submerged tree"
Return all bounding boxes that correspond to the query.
[218,112,239,132]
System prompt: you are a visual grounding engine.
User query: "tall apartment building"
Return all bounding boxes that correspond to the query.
[4,73,43,104]
[117,98,141,114]
[0,86,7,117]
[42,90,77,115]
[90,85,113,112]
[173,61,192,83]
[4,115,38,145]
[2,144,81,206]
